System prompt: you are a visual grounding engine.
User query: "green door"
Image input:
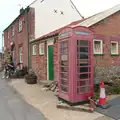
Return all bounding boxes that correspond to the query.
[48,45,54,80]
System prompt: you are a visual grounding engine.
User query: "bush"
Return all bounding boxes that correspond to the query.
[112,88,120,94]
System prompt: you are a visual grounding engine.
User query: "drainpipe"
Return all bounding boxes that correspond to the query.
[25,7,30,69]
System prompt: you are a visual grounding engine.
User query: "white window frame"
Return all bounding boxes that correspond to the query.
[39,43,44,55]
[111,41,119,55]
[12,25,15,37]
[32,44,37,55]
[94,39,103,54]
[19,20,23,32]
[19,47,23,63]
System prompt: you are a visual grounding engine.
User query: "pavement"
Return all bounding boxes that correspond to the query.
[7,78,117,120]
[0,73,46,120]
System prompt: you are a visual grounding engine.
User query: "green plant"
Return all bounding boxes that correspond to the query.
[112,87,120,94]
[95,94,99,100]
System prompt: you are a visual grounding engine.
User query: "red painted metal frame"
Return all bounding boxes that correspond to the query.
[58,27,72,101]
[58,26,94,103]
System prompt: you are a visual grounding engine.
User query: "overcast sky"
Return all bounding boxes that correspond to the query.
[0,0,120,51]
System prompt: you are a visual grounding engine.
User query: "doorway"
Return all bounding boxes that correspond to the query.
[48,45,54,80]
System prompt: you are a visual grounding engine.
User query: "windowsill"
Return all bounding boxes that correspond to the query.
[94,54,104,56]
[32,54,36,56]
[39,54,44,56]
[19,30,22,33]
[111,54,119,56]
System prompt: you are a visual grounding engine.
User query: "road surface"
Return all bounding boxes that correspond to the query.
[0,74,46,120]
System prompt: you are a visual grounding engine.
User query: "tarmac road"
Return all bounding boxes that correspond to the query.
[0,74,46,120]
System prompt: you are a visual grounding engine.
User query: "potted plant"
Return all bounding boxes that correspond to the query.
[25,69,37,84]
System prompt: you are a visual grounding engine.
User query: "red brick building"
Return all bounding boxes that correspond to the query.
[3,7,35,67]
[30,5,120,82]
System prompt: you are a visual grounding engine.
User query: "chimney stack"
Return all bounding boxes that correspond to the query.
[20,7,24,14]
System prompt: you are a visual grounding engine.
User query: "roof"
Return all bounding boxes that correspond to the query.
[33,4,120,41]
[78,4,120,27]
[34,18,87,41]
[3,7,30,32]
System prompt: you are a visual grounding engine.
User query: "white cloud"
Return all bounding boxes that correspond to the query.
[0,0,33,49]
[73,0,120,17]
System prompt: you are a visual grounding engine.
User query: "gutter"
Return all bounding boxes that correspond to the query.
[30,35,58,44]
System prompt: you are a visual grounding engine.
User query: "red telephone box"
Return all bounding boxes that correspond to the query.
[58,26,94,104]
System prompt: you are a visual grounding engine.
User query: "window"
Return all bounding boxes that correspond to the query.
[32,44,36,55]
[11,25,15,37]
[111,41,118,55]
[60,40,68,93]
[19,47,23,63]
[39,43,44,55]
[94,39,103,54]
[19,20,23,32]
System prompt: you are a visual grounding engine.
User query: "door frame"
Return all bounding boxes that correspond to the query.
[47,39,54,80]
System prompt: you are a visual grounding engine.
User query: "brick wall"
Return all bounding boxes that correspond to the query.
[89,11,120,82]
[4,31,8,57]
[90,11,120,36]
[15,13,28,66]
[93,35,120,66]
[30,11,120,82]
[31,37,59,81]
[31,41,47,81]
[4,7,35,67]
[28,7,35,41]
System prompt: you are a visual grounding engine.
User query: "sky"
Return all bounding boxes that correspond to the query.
[0,0,120,52]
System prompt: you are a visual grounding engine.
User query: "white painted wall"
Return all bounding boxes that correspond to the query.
[30,0,82,39]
